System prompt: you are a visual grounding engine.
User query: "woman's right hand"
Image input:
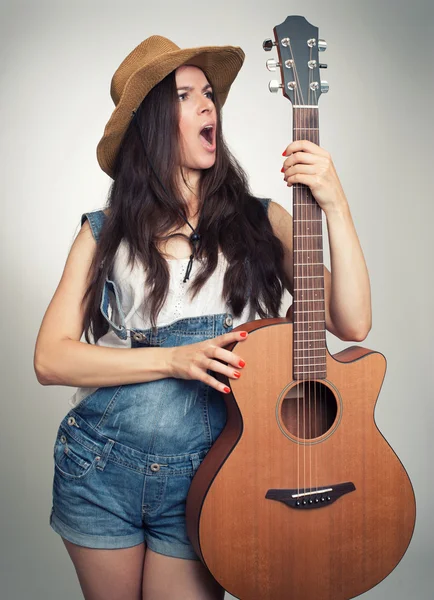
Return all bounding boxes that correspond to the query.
[167,330,249,393]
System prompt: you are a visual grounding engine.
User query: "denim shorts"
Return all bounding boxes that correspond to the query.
[49,313,232,560]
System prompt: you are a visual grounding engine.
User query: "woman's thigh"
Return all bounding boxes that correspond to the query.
[62,538,146,600]
[142,548,225,600]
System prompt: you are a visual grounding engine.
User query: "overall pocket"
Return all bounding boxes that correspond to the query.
[53,427,100,480]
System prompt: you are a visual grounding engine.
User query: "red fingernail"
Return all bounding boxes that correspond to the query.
[238,360,246,368]
[282,150,287,156]
[281,167,285,173]
[240,331,247,338]
[224,386,231,393]
[233,371,241,378]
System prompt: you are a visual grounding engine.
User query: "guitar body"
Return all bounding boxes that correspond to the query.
[186,318,416,599]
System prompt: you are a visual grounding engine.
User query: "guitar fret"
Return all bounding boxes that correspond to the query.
[294,360,326,364]
[294,288,324,292]
[293,361,326,366]
[294,309,324,313]
[294,234,322,237]
[294,334,326,338]
[295,319,325,323]
[293,127,319,130]
[294,275,324,279]
[295,349,326,352]
[295,263,323,266]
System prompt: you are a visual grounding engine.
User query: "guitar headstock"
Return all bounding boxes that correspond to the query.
[263,15,328,106]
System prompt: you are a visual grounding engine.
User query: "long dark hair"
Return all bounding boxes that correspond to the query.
[81,68,288,343]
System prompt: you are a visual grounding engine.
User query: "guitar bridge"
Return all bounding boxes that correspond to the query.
[265,482,355,509]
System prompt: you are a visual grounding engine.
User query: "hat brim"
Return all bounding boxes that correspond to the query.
[96,45,245,179]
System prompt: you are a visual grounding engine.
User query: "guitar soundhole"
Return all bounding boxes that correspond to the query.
[281,381,337,440]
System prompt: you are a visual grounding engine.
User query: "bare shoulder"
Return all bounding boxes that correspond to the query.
[34,217,99,350]
[76,217,95,241]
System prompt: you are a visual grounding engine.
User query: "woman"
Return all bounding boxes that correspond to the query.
[34,35,371,600]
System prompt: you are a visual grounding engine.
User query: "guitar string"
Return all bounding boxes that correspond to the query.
[290,39,325,496]
[309,47,318,494]
[307,48,323,494]
[307,65,311,495]
[312,62,320,494]
[308,48,313,495]
[294,41,308,497]
[309,80,321,494]
[289,39,304,496]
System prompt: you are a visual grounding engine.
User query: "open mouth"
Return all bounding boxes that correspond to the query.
[199,125,215,149]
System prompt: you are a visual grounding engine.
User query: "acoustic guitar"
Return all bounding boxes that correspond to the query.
[186,15,416,600]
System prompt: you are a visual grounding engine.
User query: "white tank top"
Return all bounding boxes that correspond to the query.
[97,239,256,346]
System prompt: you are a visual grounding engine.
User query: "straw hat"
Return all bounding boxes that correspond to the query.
[96,35,245,178]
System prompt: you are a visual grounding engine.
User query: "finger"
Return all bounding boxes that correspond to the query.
[283,164,316,180]
[282,151,318,171]
[285,173,316,187]
[203,357,242,380]
[201,371,232,394]
[283,140,328,158]
[206,345,246,369]
[214,330,248,346]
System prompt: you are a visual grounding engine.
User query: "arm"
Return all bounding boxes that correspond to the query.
[33,219,173,387]
[275,139,372,342]
[34,219,250,393]
[268,198,371,342]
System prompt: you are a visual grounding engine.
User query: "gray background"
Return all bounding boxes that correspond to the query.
[1,0,432,598]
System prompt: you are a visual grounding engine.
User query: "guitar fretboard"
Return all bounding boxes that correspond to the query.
[292,106,326,380]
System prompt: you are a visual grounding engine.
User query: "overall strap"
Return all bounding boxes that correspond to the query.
[81,210,107,243]
[81,209,128,341]
[256,197,271,213]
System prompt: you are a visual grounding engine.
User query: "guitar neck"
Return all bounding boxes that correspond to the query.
[292,106,326,380]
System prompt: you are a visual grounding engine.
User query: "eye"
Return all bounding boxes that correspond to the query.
[178,93,187,101]
[205,91,214,100]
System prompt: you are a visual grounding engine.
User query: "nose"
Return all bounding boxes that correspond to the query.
[197,95,214,114]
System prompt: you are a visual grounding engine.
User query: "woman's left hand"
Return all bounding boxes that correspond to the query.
[281,140,347,214]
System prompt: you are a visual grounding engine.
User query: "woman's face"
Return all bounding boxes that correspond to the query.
[175,65,217,174]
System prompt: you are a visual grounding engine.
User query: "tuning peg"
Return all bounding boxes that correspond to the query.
[318,39,327,52]
[268,80,283,93]
[321,80,329,93]
[319,63,328,69]
[266,58,280,71]
[263,39,277,51]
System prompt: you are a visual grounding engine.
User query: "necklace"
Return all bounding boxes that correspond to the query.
[132,108,201,282]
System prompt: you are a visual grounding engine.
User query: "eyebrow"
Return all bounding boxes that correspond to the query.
[176,83,213,92]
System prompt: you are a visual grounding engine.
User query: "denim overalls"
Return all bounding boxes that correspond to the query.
[49,198,270,560]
